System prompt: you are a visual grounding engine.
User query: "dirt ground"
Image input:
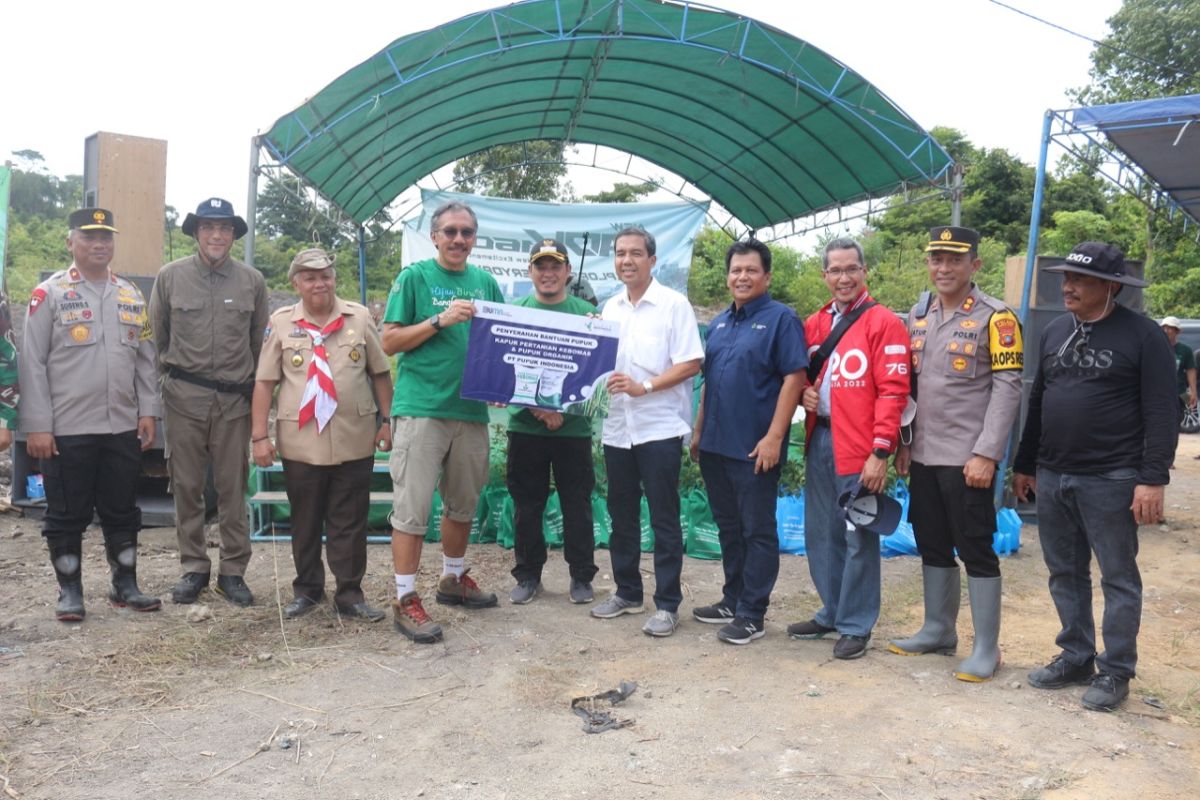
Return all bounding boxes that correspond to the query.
[1,440,1198,800]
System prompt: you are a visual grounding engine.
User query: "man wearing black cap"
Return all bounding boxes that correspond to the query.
[505,239,599,605]
[889,226,1023,683]
[150,198,269,606]
[20,209,160,621]
[1014,242,1177,711]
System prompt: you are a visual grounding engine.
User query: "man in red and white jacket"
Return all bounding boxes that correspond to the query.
[787,237,909,659]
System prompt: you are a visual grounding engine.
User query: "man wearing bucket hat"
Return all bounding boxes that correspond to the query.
[1014,242,1177,711]
[150,198,269,607]
[251,248,392,622]
[20,208,160,621]
[888,226,1023,682]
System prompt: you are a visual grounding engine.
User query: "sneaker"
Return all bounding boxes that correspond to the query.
[392,592,444,643]
[1027,654,1096,689]
[693,602,735,624]
[717,617,764,645]
[1082,673,1130,712]
[435,569,498,609]
[509,579,541,605]
[214,575,253,607]
[787,618,837,640]
[591,594,644,619]
[568,579,594,604]
[833,634,870,660]
[170,572,209,605]
[642,609,679,638]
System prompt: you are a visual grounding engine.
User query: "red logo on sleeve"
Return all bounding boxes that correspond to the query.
[29,288,47,315]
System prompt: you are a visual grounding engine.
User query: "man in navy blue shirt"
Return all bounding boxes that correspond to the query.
[690,239,808,644]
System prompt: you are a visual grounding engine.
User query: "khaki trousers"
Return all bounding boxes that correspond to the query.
[165,404,252,576]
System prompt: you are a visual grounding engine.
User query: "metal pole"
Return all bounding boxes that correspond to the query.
[358,224,367,305]
[245,136,261,267]
[950,163,964,226]
[1020,110,1054,324]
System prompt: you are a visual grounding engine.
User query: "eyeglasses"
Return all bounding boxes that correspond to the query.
[1056,322,1091,359]
[198,221,234,233]
[437,226,476,239]
[824,266,863,278]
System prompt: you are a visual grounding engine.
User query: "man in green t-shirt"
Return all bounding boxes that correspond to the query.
[507,239,599,605]
[382,200,504,643]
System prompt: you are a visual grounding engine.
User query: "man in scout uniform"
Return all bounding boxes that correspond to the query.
[251,248,393,622]
[506,239,599,606]
[382,200,505,643]
[20,208,160,621]
[889,226,1023,682]
[151,198,269,607]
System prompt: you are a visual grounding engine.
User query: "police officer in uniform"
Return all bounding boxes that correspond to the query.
[251,248,393,622]
[890,226,1023,682]
[20,208,160,621]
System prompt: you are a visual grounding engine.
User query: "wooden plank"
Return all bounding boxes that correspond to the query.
[90,131,168,277]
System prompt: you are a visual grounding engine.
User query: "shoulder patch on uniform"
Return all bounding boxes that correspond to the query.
[989,309,1024,371]
[29,288,47,314]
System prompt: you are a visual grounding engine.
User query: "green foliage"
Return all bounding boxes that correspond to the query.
[1072,0,1200,105]
[582,181,658,203]
[452,141,569,201]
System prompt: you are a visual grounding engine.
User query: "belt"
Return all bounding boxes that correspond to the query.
[814,416,831,428]
[166,366,254,398]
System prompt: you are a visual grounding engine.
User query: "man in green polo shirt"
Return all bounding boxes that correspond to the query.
[507,239,599,605]
[382,200,504,643]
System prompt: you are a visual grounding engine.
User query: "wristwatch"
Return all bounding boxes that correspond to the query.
[641,379,654,394]
[429,314,442,330]
[872,447,890,460]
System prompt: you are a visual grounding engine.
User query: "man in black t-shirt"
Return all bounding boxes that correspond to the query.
[1013,242,1177,713]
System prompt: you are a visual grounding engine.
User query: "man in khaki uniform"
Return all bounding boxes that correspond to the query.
[20,208,160,621]
[891,226,1023,682]
[251,248,393,621]
[150,198,269,606]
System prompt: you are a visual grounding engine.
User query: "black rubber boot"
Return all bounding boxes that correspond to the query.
[48,540,85,622]
[105,536,162,612]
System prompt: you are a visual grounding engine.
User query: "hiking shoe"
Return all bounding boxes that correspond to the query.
[435,569,498,609]
[642,609,679,637]
[170,572,209,605]
[693,602,735,624]
[1082,673,1130,712]
[392,592,443,643]
[717,617,764,645]
[1027,654,1096,689]
[214,575,254,607]
[787,618,837,640]
[833,634,870,660]
[591,594,644,619]
[568,579,594,604]
[509,580,541,605]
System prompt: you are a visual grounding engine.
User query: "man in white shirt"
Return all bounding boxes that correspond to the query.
[591,227,704,637]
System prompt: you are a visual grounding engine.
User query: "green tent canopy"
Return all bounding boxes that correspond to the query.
[261,0,951,230]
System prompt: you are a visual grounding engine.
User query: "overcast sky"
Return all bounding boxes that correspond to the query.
[3,0,1122,224]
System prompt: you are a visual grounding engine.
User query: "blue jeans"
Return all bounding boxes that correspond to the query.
[803,426,880,637]
[699,452,780,623]
[604,438,684,613]
[1035,466,1142,679]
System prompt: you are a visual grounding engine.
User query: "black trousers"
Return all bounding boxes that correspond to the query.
[281,456,373,607]
[908,462,1000,578]
[506,432,597,583]
[41,431,141,548]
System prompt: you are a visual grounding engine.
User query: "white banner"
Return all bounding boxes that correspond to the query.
[400,189,708,304]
